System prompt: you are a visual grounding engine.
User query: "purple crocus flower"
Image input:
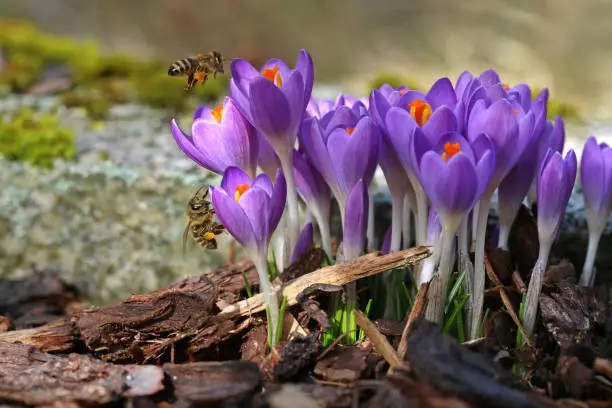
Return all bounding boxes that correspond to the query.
[293,150,333,258]
[528,115,565,205]
[466,97,535,339]
[579,137,612,286]
[497,100,548,250]
[230,50,313,153]
[413,132,495,233]
[229,49,315,266]
[210,167,287,343]
[413,131,495,324]
[291,222,314,264]
[299,114,379,221]
[522,149,577,337]
[170,97,258,179]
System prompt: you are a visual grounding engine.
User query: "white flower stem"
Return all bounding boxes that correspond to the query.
[390,193,404,253]
[471,201,480,252]
[522,240,552,338]
[251,245,280,345]
[402,194,412,249]
[312,208,333,261]
[415,190,428,246]
[469,190,493,340]
[579,231,602,287]
[458,217,474,331]
[278,152,300,267]
[367,185,376,252]
[425,226,457,324]
[498,198,521,250]
[383,193,405,319]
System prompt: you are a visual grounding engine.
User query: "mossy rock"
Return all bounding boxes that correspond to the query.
[0,108,77,168]
[0,19,229,115]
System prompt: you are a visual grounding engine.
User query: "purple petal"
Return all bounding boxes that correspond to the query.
[549,116,565,153]
[292,222,314,263]
[191,119,227,173]
[369,89,392,128]
[422,106,458,143]
[193,106,212,121]
[478,69,501,87]
[296,49,315,109]
[380,226,392,255]
[486,83,508,102]
[249,77,291,139]
[170,119,213,171]
[280,70,305,141]
[426,77,458,110]
[379,134,410,196]
[252,172,274,196]
[324,106,359,132]
[455,71,474,98]
[537,151,567,228]
[419,151,478,225]
[220,166,253,196]
[384,107,417,171]
[211,187,256,247]
[293,150,330,208]
[299,118,337,192]
[230,59,260,95]
[509,84,532,112]
[343,180,369,259]
[239,188,271,245]
[409,127,433,180]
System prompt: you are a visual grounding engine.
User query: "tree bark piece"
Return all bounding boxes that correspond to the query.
[163,361,261,406]
[0,341,164,406]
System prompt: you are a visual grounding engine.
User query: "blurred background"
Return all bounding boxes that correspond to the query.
[0,0,610,305]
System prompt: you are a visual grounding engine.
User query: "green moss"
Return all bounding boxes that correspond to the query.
[367,72,424,93]
[0,19,229,116]
[532,88,583,122]
[60,89,111,121]
[0,109,77,168]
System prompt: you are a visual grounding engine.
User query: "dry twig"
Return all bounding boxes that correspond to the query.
[353,310,402,370]
[484,255,532,347]
[219,246,431,318]
[397,282,430,361]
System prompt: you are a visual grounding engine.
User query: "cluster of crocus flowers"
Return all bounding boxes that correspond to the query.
[170,48,602,345]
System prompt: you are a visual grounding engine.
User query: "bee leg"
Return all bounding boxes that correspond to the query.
[184,73,196,92]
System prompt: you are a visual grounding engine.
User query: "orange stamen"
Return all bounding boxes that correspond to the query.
[503,84,510,90]
[204,232,216,240]
[399,89,407,94]
[234,183,250,201]
[408,99,433,127]
[513,109,519,114]
[346,127,355,135]
[441,142,461,162]
[211,104,224,123]
[262,66,283,88]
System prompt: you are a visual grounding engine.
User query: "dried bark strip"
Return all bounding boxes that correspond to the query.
[0,341,164,406]
[0,318,75,353]
[220,246,431,318]
[405,318,553,408]
[163,361,261,406]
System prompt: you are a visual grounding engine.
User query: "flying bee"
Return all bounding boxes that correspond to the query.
[182,185,226,253]
[168,51,225,92]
